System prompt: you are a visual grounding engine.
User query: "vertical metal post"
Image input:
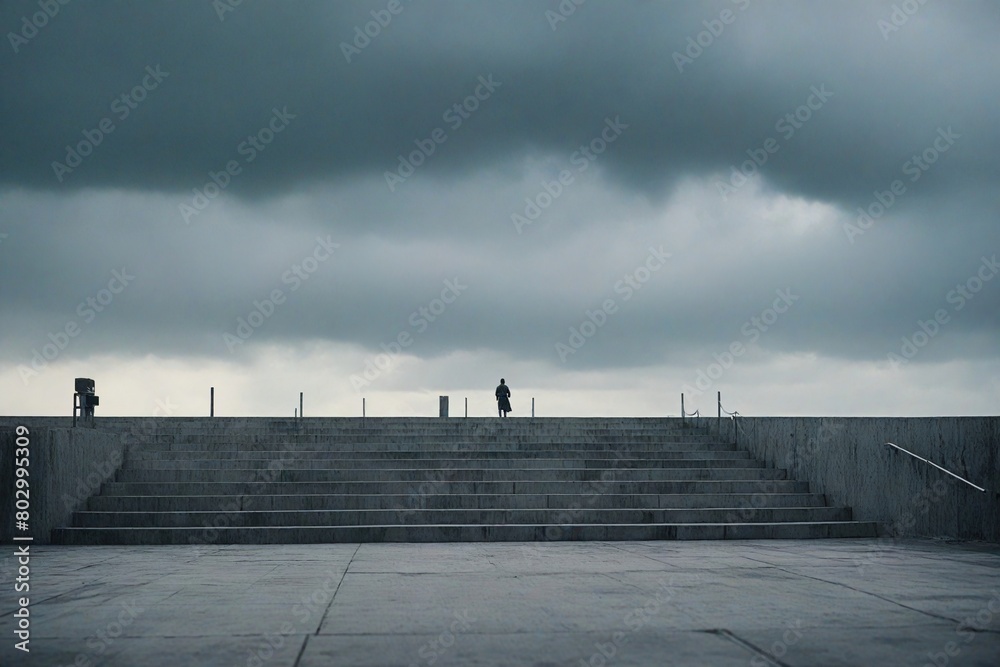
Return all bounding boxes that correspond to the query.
[294,408,297,418]
[681,393,685,427]
[362,398,366,418]
[299,392,303,420]
[465,397,468,418]
[717,391,721,435]
[210,387,214,417]
[532,397,535,418]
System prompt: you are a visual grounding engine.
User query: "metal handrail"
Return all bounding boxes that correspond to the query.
[885,442,987,492]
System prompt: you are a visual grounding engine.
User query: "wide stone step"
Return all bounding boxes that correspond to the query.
[87,492,829,512]
[136,420,706,432]
[148,425,713,431]
[72,506,854,528]
[143,433,718,443]
[113,467,786,483]
[145,427,711,436]
[50,416,875,544]
[52,521,880,544]
[99,480,808,495]
[125,449,750,462]
[151,436,722,448]
[120,458,763,471]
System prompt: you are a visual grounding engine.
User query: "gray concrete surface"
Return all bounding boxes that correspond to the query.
[34,418,875,544]
[1,539,998,666]
[0,427,125,545]
[717,417,1000,542]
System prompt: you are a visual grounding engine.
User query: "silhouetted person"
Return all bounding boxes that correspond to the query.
[495,378,512,418]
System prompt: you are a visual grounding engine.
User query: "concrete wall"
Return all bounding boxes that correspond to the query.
[0,424,125,544]
[1,416,997,543]
[718,417,1000,542]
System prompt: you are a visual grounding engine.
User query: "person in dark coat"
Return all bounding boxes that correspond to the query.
[495,378,512,418]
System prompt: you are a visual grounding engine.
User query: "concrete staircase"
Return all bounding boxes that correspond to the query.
[52,418,877,544]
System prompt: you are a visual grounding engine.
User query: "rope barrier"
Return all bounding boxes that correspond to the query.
[719,402,750,442]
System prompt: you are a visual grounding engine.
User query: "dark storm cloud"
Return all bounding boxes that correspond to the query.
[2,0,998,209]
[2,0,999,389]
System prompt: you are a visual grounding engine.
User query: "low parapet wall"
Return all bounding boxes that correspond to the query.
[719,417,1000,542]
[0,425,125,544]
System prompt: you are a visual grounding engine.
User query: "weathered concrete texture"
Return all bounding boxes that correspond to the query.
[718,417,1000,542]
[39,418,875,543]
[0,426,125,545]
[0,540,997,666]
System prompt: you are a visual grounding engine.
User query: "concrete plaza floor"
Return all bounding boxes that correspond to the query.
[1,539,999,666]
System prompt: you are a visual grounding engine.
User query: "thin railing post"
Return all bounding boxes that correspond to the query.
[681,393,685,427]
[210,387,214,417]
[465,397,468,418]
[717,391,721,436]
[299,392,303,420]
[532,397,535,418]
[362,397,366,418]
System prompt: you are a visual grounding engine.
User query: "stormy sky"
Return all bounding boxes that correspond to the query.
[1,0,998,417]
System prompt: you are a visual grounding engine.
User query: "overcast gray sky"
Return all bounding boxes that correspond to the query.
[2,0,998,417]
